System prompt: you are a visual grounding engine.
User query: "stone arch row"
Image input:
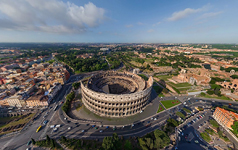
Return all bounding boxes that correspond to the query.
[82,90,151,117]
[83,98,148,117]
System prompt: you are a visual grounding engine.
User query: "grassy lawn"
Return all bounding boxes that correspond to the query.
[200,132,211,142]
[154,75,172,81]
[161,100,181,109]
[0,116,22,124]
[166,82,191,94]
[0,113,35,130]
[199,93,232,101]
[168,82,191,88]
[157,104,165,113]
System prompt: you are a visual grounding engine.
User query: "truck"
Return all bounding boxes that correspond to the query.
[36,126,42,133]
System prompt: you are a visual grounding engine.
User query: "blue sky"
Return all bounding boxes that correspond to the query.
[0,0,237,43]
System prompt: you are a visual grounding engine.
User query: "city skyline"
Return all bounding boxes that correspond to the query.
[0,0,237,43]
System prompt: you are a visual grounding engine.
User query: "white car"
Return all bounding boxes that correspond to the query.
[53,128,58,132]
[64,117,67,120]
[81,130,85,132]
[68,127,71,130]
[99,130,103,133]
[151,117,154,120]
[154,118,157,120]
[140,110,143,113]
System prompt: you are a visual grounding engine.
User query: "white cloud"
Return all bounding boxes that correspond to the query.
[153,22,161,26]
[198,11,223,20]
[147,29,154,33]
[0,0,105,34]
[137,22,144,25]
[167,5,208,21]
[125,24,133,28]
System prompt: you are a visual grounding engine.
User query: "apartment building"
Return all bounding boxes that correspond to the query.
[26,95,49,107]
[5,95,26,107]
[213,107,238,129]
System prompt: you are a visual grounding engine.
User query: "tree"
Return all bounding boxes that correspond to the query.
[124,140,132,150]
[138,138,149,150]
[61,136,67,142]
[102,137,114,150]
[175,112,186,120]
[167,118,179,127]
[207,90,214,95]
[31,138,36,145]
[232,121,238,135]
[145,138,154,149]
[46,135,50,144]
[50,139,55,148]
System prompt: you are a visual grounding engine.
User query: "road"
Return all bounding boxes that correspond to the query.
[1,76,238,149]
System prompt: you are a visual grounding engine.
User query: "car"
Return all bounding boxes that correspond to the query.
[26,148,31,150]
[99,125,103,127]
[106,126,109,129]
[154,118,157,120]
[131,124,134,127]
[49,107,52,109]
[185,135,188,139]
[27,140,31,146]
[53,128,58,132]
[43,120,48,125]
[81,130,85,132]
[99,130,103,133]
[113,126,116,130]
[151,117,154,120]
[68,127,71,130]
[92,125,96,127]
[140,110,143,113]
[95,127,98,129]
[204,121,206,124]
[64,117,67,120]
[194,140,199,144]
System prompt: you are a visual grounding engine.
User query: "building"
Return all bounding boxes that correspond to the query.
[213,107,238,129]
[81,71,153,118]
[47,83,62,103]
[0,99,9,107]
[26,95,49,107]
[5,95,26,108]
[219,79,238,91]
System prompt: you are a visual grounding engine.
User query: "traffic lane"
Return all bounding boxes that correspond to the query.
[178,127,208,149]
[49,114,169,139]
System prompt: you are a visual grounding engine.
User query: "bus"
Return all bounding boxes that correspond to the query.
[36,125,42,133]
[54,105,58,111]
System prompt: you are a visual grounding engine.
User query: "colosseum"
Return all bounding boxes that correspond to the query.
[80,71,153,118]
